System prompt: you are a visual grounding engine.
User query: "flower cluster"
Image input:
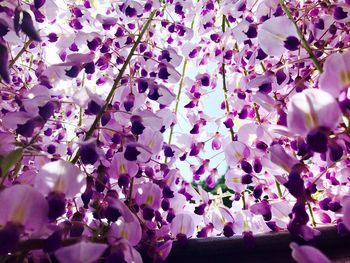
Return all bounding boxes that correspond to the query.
[0,0,349,262]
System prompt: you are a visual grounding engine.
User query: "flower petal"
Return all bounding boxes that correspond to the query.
[34,160,86,197]
[20,11,42,42]
[290,242,331,263]
[319,50,350,97]
[170,213,195,238]
[0,185,48,231]
[342,197,350,231]
[287,89,341,136]
[258,16,298,57]
[55,242,108,263]
[0,42,10,83]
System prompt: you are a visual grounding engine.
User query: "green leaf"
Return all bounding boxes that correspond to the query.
[0,149,23,177]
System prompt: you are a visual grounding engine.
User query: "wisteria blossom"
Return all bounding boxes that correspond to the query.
[290,242,331,263]
[0,0,349,262]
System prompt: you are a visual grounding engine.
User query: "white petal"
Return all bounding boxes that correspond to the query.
[35,160,86,197]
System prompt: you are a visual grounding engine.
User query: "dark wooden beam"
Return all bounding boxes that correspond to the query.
[143,226,350,263]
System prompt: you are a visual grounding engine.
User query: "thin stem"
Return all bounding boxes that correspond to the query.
[278,0,323,73]
[128,177,134,208]
[275,181,283,198]
[9,39,33,69]
[222,15,235,141]
[0,171,8,187]
[11,162,22,180]
[307,202,317,227]
[208,150,224,160]
[70,10,157,164]
[253,103,261,124]
[78,73,86,127]
[167,58,187,145]
[241,191,246,210]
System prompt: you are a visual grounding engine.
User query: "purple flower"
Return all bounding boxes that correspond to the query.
[135,182,162,209]
[47,192,66,220]
[0,185,48,232]
[65,65,81,78]
[55,242,108,263]
[290,242,331,263]
[257,16,299,57]
[110,152,138,179]
[343,197,350,232]
[0,42,10,83]
[158,66,170,80]
[80,141,100,165]
[285,171,305,199]
[268,144,299,173]
[284,36,300,51]
[34,0,46,9]
[20,11,42,42]
[223,222,234,237]
[306,128,329,153]
[0,19,10,37]
[107,214,142,246]
[0,223,21,255]
[287,89,341,137]
[225,168,246,193]
[334,6,348,20]
[319,50,350,97]
[224,141,250,166]
[171,213,195,238]
[124,143,152,163]
[34,160,86,197]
